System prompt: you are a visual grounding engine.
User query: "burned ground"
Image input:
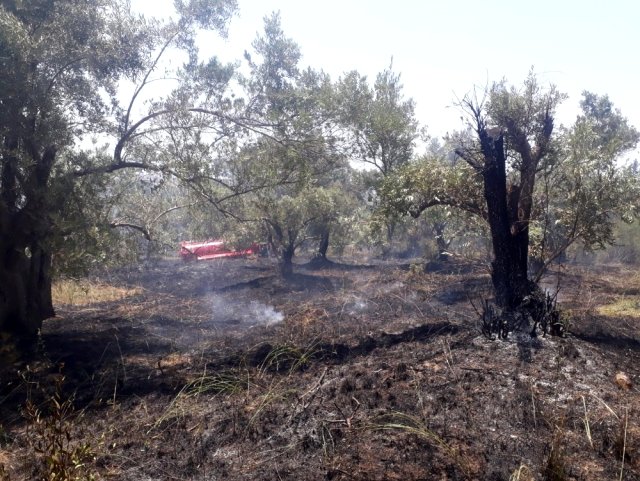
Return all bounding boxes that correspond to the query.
[0,257,639,480]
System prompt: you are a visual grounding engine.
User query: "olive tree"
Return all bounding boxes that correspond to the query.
[336,66,420,248]
[0,0,265,336]
[381,73,638,336]
[224,13,346,277]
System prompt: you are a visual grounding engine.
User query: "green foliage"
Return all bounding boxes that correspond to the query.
[255,183,352,252]
[533,92,640,268]
[377,154,485,220]
[245,11,301,118]
[174,0,238,33]
[379,73,639,276]
[206,16,352,268]
[599,219,640,264]
[487,73,567,162]
[337,65,419,175]
[23,374,98,481]
[0,0,252,333]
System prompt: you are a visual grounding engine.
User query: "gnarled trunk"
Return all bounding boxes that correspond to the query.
[1,144,57,337]
[432,221,451,261]
[315,229,330,260]
[310,228,331,263]
[0,241,54,337]
[279,244,295,278]
[479,131,532,309]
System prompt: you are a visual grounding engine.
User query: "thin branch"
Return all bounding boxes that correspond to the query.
[72,160,161,177]
[150,201,201,225]
[110,221,151,241]
[409,197,487,221]
[45,57,86,101]
[124,31,180,132]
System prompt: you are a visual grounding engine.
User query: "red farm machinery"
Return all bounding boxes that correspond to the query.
[179,239,266,261]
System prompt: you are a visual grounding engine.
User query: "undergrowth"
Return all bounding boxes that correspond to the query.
[52,278,141,306]
[370,411,472,477]
[22,371,99,481]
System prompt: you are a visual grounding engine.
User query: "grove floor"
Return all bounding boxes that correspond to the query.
[0,257,638,480]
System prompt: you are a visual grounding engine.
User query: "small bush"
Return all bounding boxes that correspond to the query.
[23,373,98,481]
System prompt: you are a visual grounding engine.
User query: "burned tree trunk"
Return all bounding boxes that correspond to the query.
[0,243,55,336]
[479,131,532,309]
[309,228,333,268]
[473,127,562,338]
[449,77,563,337]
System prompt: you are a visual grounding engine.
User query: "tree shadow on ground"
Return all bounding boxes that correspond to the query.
[0,318,186,429]
[570,313,640,352]
[232,322,467,371]
[572,331,640,351]
[215,273,334,293]
[1,317,468,432]
[301,258,377,271]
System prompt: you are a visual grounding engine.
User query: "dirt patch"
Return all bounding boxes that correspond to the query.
[0,258,639,480]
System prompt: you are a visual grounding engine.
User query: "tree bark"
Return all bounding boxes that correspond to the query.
[279,244,295,278]
[381,220,396,259]
[432,222,450,260]
[314,229,330,260]
[479,131,532,309]
[0,240,55,337]
[0,144,57,337]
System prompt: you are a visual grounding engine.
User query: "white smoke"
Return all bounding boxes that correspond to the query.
[208,294,284,326]
[346,297,368,315]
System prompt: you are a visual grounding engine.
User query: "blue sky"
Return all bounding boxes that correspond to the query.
[140,0,640,142]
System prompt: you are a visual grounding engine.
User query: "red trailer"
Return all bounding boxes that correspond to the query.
[179,239,263,261]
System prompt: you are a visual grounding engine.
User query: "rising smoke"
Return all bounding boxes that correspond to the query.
[208,294,284,326]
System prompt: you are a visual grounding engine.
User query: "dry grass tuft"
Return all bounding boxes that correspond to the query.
[597,297,640,318]
[52,278,142,306]
[543,430,569,481]
[509,464,535,481]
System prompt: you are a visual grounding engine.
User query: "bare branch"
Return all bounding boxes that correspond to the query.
[124,31,180,132]
[110,221,151,241]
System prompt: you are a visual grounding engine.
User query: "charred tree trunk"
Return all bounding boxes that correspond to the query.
[455,88,558,337]
[309,228,334,269]
[479,131,532,310]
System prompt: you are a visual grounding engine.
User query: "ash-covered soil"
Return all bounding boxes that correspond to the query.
[1,257,639,480]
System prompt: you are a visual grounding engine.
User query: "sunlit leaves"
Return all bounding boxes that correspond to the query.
[378,155,485,220]
[541,92,640,257]
[174,0,237,34]
[337,65,418,175]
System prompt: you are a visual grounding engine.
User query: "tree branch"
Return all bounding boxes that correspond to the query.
[109,221,151,241]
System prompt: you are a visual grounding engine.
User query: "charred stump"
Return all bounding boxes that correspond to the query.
[480,287,565,339]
